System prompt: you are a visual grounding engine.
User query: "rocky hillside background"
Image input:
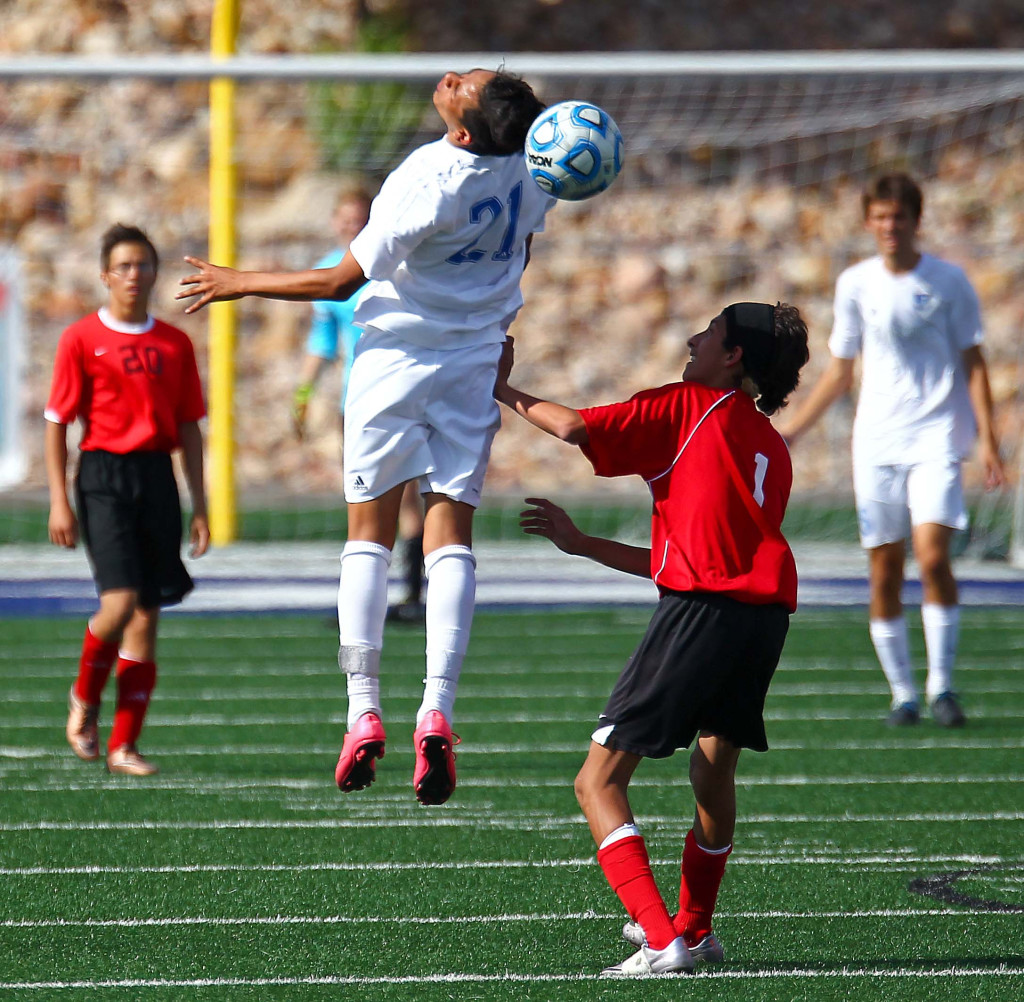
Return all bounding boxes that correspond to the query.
[2,0,1023,509]
[4,1,1024,56]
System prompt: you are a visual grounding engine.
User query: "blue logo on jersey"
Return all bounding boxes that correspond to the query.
[913,292,932,310]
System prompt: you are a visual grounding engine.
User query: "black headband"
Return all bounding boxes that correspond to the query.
[723,302,776,376]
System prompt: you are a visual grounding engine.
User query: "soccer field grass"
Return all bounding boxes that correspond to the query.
[1,607,1022,1001]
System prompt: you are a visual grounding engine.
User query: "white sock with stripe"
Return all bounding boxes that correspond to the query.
[338,541,391,729]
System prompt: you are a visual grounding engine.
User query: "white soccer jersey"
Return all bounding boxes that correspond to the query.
[349,137,555,348]
[829,253,983,464]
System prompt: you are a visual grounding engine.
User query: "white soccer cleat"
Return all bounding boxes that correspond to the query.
[622,921,724,964]
[600,936,693,977]
[621,919,644,947]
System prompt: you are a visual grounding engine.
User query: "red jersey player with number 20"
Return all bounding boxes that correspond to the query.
[45,224,208,777]
[494,302,810,976]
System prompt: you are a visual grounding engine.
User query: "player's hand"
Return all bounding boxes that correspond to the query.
[292,383,313,440]
[176,256,244,314]
[189,513,211,558]
[519,497,587,556]
[48,502,78,549]
[980,441,1006,491]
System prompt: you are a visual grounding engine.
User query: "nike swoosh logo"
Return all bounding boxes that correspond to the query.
[94,347,108,356]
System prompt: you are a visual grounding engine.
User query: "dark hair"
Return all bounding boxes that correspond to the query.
[723,302,810,416]
[463,71,545,156]
[862,173,923,223]
[101,223,159,272]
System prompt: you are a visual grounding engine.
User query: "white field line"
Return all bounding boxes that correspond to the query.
[2,852,1019,875]
[2,739,1021,762]
[2,773,1023,794]
[4,682,1024,702]
[2,811,1024,832]
[2,967,1024,989]
[0,745,1019,769]
[2,712,1024,745]
[3,610,1021,640]
[0,661,890,677]
[1,704,1022,727]
[1,617,1017,646]
[1,616,1018,641]
[1,659,1019,679]
[2,905,1011,930]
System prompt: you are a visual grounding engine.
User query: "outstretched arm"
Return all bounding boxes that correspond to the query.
[777,355,855,446]
[493,337,589,445]
[520,497,652,578]
[176,249,368,315]
[963,344,1005,490]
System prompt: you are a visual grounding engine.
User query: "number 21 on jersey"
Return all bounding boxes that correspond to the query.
[446,182,523,265]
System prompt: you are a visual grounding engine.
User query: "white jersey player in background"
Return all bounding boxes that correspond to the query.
[781,173,1004,728]
[178,67,554,802]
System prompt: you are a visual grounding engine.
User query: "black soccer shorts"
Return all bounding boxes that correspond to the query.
[75,450,194,608]
[595,590,790,758]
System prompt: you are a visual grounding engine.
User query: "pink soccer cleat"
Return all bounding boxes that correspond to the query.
[334,712,386,792]
[413,710,459,806]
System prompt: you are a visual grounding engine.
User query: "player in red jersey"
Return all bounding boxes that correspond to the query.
[494,302,810,976]
[45,224,209,776]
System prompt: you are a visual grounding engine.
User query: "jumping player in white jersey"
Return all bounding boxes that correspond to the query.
[781,173,1004,727]
[290,183,427,623]
[178,68,554,804]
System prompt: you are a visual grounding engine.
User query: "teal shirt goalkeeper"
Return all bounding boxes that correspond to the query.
[304,247,363,411]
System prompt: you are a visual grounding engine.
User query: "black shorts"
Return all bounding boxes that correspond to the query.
[75,450,193,608]
[595,591,790,758]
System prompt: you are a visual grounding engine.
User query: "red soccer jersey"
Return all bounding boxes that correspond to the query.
[580,382,798,611]
[44,310,206,454]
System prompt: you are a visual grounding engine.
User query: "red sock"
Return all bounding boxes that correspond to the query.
[597,834,677,950]
[675,829,732,944]
[74,625,119,705]
[108,658,157,750]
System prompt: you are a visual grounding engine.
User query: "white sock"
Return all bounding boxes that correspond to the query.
[416,545,476,726]
[338,541,392,729]
[598,823,642,851]
[869,616,917,707]
[921,603,959,703]
[694,840,732,855]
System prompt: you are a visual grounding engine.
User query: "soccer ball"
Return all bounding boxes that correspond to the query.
[524,100,624,202]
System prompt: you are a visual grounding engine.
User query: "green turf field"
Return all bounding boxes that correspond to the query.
[1,607,1022,1000]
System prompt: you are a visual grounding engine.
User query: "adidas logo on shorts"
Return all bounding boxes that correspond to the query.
[351,475,369,492]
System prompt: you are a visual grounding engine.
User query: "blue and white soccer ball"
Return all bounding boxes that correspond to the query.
[524,100,624,202]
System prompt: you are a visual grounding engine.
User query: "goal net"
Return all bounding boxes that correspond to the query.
[1,53,1022,552]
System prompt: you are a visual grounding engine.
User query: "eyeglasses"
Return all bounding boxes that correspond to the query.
[108,262,155,277]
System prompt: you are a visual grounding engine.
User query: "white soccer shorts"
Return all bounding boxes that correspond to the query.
[853,458,968,549]
[342,327,503,506]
